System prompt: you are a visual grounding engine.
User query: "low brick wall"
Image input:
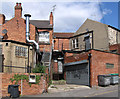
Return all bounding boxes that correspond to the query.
[0,73,48,97]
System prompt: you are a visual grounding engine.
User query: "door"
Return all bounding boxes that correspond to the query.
[84,36,91,50]
[66,63,89,86]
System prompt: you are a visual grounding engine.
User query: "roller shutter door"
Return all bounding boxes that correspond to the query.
[66,63,89,86]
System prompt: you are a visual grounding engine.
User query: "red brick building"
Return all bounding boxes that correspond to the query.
[0,3,119,87]
[64,49,119,87]
[52,31,120,84]
[52,32,74,79]
[0,3,53,73]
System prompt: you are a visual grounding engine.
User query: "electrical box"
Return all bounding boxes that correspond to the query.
[29,75,36,83]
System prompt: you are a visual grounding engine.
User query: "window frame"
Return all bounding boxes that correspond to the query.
[15,46,27,57]
[72,38,79,49]
[38,31,50,44]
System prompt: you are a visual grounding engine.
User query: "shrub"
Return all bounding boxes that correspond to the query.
[32,64,46,73]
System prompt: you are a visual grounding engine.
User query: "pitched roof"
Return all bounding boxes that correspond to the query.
[5,20,52,29]
[30,20,52,29]
[54,32,74,39]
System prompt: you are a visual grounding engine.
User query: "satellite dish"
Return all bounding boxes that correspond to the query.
[2,29,7,34]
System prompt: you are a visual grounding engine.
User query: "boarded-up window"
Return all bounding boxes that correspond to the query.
[106,63,114,69]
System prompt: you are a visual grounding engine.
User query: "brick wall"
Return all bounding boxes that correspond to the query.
[0,73,48,97]
[53,61,58,74]
[2,3,35,43]
[54,38,70,51]
[2,17,36,43]
[64,50,119,87]
[64,52,89,64]
[90,50,119,86]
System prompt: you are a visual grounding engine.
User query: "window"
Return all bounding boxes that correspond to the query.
[15,46,27,57]
[39,31,49,43]
[106,63,114,69]
[72,39,75,49]
[58,61,63,73]
[72,38,79,49]
[75,38,79,48]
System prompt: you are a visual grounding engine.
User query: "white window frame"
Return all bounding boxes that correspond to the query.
[39,31,50,43]
[75,38,79,48]
[72,38,78,49]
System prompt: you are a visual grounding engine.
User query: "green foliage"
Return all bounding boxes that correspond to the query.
[10,74,28,85]
[35,75,41,84]
[32,64,46,73]
[10,74,43,86]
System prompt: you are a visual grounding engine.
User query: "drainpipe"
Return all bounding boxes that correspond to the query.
[88,53,92,87]
[24,14,40,53]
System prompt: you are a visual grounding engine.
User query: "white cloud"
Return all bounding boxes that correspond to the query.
[102,9,112,15]
[1,1,112,32]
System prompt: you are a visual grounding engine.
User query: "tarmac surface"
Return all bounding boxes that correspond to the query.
[22,84,118,97]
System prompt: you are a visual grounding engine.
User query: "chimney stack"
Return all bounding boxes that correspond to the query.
[50,12,53,26]
[0,14,5,25]
[15,2,22,17]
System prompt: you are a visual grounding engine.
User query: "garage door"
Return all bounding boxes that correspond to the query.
[66,63,89,86]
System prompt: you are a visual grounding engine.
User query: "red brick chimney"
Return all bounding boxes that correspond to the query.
[50,12,53,25]
[0,14,5,25]
[14,2,22,17]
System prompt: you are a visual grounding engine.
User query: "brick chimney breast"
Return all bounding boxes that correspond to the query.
[50,12,53,25]
[15,2,22,17]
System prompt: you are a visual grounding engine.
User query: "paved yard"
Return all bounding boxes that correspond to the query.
[47,84,90,93]
[22,84,118,97]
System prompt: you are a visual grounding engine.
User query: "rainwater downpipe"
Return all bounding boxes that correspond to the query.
[24,14,40,53]
[88,53,92,87]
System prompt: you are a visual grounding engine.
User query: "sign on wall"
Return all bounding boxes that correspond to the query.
[39,31,49,43]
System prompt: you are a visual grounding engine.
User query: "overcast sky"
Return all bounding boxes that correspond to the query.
[1,0,118,32]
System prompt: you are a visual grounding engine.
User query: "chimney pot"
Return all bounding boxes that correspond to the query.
[15,2,22,17]
[16,2,18,6]
[19,3,21,6]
